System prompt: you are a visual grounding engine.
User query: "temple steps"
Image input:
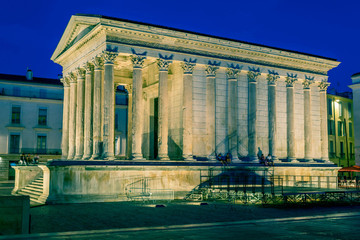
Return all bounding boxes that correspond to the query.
[16,176,45,205]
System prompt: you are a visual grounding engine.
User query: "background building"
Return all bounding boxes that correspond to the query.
[0,70,63,155]
[350,74,360,166]
[327,92,355,167]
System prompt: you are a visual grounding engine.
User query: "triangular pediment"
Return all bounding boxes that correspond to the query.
[51,15,101,62]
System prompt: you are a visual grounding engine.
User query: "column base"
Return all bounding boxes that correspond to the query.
[208,155,217,162]
[272,156,281,163]
[288,157,299,162]
[74,155,83,160]
[182,155,194,161]
[82,155,92,160]
[132,153,145,161]
[248,156,259,163]
[90,154,100,160]
[158,154,170,161]
[231,157,242,163]
[304,158,314,163]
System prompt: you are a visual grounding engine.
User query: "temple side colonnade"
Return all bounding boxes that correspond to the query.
[52,14,340,162]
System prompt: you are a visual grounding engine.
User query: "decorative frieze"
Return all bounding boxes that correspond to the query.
[285,73,297,87]
[303,75,314,89]
[267,70,279,85]
[247,67,260,82]
[181,58,197,74]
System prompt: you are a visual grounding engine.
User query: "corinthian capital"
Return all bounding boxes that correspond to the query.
[247,67,261,82]
[285,73,297,87]
[303,75,314,89]
[130,55,146,69]
[181,58,197,74]
[76,67,86,79]
[205,61,221,77]
[69,72,77,83]
[84,62,94,74]
[60,77,69,87]
[267,70,280,85]
[319,79,330,91]
[92,56,104,70]
[226,64,242,80]
[102,50,118,64]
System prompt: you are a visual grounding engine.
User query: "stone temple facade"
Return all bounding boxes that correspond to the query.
[51,14,340,162]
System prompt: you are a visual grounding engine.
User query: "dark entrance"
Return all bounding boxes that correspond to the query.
[150,97,158,159]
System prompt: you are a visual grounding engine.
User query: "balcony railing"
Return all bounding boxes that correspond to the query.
[16,148,62,155]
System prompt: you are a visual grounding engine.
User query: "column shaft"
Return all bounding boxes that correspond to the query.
[83,66,93,159]
[158,70,170,160]
[68,78,77,159]
[304,88,313,161]
[132,68,144,160]
[287,86,296,161]
[75,71,85,159]
[182,73,193,160]
[92,66,103,159]
[228,78,239,161]
[61,82,70,159]
[248,81,257,161]
[320,90,329,161]
[206,75,216,160]
[268,84,277,160]
[103,63,115,160]
[126,85,133,159]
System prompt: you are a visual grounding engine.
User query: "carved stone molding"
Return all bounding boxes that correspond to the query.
[60,77,70,87]
[303,75,314,89]
[125,84,133,95]
[92,56,104,70]
[76,67,86,79]
[130,55,146,69]
[319,79,330,91]
[247,67,261,82]
[181,58,197,74]
[285,73,298,87]
[102,50,118,64]
[267,70,280,85]
[69,72,77,83]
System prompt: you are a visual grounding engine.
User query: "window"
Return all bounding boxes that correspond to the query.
[350,142,354,159]
[13,87,20,97]
[11,106,21,124]
[328,120,335,135]
[327,98,332,115]
[340,142,344,158]
[9,134,20,154]
[38,108,47,126]
[40,89,47,98]
[349,122,353,138]
[338,121,344,136]
[338,101,343,117]
[348,103,352,118]
[37,135,47,154]
[329,140,334,154]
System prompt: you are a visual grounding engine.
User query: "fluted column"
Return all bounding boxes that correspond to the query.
[68,73,77,159]
[157,55,172,160]
[102,51,118,160]
[60,77,70,159]
[74,68,85,159]
[319,80,330,162]
[125,84,133,159]
[83,63,94,159]
[206,62,220,161]
[181,59,196,161]
[303,76,314,162]
[286,73,297,162]
[91,56,104,159]
[267,70,279,162]
[226,66,241,162]
[248,68,260,162]
[130,53,146,160]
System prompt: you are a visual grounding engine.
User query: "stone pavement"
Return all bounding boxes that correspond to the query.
[1,212,360,239]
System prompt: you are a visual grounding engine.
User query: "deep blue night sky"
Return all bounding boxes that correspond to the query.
[1,0,359,92]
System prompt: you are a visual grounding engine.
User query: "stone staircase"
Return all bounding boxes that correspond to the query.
[17,176,45,205]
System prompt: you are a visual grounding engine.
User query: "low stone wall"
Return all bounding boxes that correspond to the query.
[12,166,42,194]
[0,195,29,235]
